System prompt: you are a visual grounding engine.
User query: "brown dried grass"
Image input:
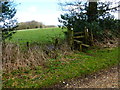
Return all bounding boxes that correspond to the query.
[2,43,48,72]
[2,42,73,72]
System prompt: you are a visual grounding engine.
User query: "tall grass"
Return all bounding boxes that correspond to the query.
[2,43,45,72]
[2,41,72,72]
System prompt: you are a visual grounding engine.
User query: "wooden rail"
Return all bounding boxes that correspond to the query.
[67,27,93,51]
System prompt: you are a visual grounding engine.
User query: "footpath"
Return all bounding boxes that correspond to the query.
[53,66,119,88]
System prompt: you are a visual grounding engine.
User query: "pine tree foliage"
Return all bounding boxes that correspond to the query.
[0,1,17,41]
[58,0,120,40]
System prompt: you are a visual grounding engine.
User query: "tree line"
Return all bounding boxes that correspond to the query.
[16,20,45,30]
[16,20,57,30]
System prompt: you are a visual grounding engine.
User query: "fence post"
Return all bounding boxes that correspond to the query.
[88,28,94,46]
[68,27,74,49]
[26,42,30,50]
[85,27,90,44]
[79,44,82,51]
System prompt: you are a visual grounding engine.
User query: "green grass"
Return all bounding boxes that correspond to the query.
[7,27,66,44]
[3,47,119,88]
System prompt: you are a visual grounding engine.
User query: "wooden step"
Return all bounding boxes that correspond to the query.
[81,44,90,47]
[74,36,84,39]
[74,40,83,44]
[74,32,84,35]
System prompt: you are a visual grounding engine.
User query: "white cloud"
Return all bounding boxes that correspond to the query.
[15,10,61,25]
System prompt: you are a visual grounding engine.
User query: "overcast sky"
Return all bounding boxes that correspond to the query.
[14,0,119,26]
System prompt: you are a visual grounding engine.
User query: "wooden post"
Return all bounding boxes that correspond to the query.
[80,44,82,52]
[54,38,58,49]
[90,31,94,46]
[68,27,74,49]
[71,28,74,49]
[84,26,89,44]
[85,27,86,40]
[26,42,30,50]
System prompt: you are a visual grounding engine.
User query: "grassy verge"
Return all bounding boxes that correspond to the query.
[3,47,118,88]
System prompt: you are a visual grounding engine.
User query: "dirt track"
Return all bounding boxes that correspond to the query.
[53,66,119,88]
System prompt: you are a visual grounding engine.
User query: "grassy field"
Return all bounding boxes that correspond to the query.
[3,47,118,88]
[7,27,66,45]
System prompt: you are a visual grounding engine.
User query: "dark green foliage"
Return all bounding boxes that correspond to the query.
[0,1,17,41]
[58,1,120,40]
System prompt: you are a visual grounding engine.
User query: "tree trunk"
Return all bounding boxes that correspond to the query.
[87,1,97,22]
[87,1,98,46]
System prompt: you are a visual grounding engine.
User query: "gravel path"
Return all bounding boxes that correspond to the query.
[53,66,119,88]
